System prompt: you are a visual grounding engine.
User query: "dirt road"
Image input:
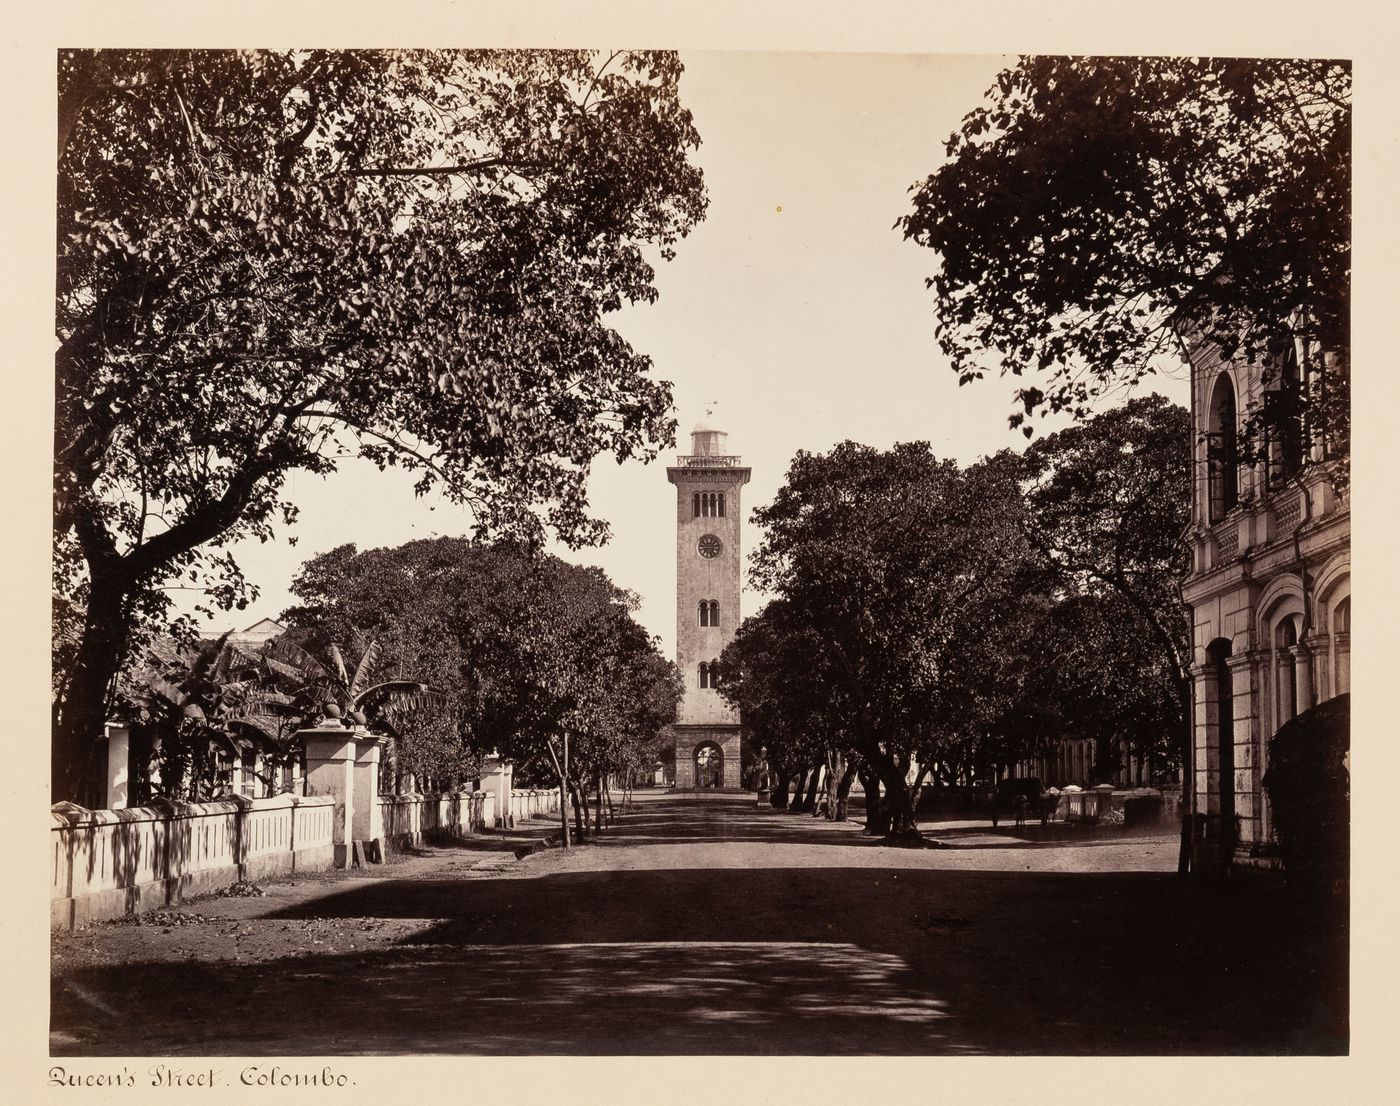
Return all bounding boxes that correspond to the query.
[50,792,1346,1055]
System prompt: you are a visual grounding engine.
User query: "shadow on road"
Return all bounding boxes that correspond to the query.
[607,794,1178,853]
[52,850,1347,1056]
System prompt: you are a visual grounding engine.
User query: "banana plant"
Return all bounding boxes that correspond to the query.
[122,632,243,801]
[263,635,442,728]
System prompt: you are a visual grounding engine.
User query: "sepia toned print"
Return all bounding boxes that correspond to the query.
[50,49,1347,1057]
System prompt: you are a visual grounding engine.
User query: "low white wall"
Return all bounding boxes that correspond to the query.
[508,788,561,824]
[379,790,491,852]
[51,794,336,930]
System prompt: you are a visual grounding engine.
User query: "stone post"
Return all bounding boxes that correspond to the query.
[105,723,131,810]
[301,723,385,867]
[479,753,513,828]
[351,732,385,852]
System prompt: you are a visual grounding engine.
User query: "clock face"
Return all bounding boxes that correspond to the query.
[697,534,722,559]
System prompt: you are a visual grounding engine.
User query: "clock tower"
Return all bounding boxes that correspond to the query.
[666,405,751,789]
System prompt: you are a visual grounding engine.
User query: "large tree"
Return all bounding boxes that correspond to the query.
[1020,395,1193,869]
[53,49,707,798]
[747,443,1031,840]
[283,537,681,842]
[715,598,857,815]
[1020,396,1192,733]
[902,56,1349,458]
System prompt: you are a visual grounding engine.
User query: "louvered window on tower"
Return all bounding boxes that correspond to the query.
[693,491,729,518]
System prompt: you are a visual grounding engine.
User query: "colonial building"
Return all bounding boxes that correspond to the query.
[1181,339,1349,870]
[666,407,750,789]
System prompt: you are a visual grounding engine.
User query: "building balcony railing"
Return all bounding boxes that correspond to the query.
[675,454,744,467]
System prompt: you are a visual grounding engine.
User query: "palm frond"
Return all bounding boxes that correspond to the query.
[266,636,333,682]
[354,681,446,714]
[328,643,349,688]
[229,713,287,743]
[144,674,189,708]
[349,641,382,702]
[261,655,307,682]
[191,631,233,679]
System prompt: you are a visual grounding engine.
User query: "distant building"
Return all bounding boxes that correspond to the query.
[1181,338,1349,871]
[226,617,287,647]
[666,406,751,789]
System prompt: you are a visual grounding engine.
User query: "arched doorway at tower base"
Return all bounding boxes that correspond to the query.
[693,742,723,789]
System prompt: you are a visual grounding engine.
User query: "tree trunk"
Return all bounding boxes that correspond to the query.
[770,763,792,808]
[803,764,823,817]
[821,751,841,821]
[834,759,859,821]
[866,753,924,843]
[547,737,570,849]
[860,765,889,836]
[593,771,605,836]
[789,768,809,813]
[567,776,587,841]
[907,762,932,825]
[52,571,133,802]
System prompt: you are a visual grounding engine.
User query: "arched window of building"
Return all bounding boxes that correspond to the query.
[693,492,701,518]
[1266,339,1304,485]
[709,600,719,625]
[1208,372,1239,522]
[698,600,709,627]
[1276,616,1299,725]
[709,658,720,688]
[698,662,710,689]
[1205,638,1236,854]
[717,493,725,517]
[1332,595,1350,696]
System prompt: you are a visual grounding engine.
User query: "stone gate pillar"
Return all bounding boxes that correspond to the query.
[301,723,385,867]
[479,753,513,827]
[105,723,131,810]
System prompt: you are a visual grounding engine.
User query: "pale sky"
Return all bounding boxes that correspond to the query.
[192,51,1190,660]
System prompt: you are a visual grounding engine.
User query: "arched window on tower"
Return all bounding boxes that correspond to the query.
[708,600,719,626]
[698,662,709,688]
[718,493,725,517]
[693,492,701,518]
[699,600,720,627]
[1208,372,1239,523]
[709,658,720,688]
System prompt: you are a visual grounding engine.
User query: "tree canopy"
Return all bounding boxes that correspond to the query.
[723,402,1192,842]
[902,56,1349,453]
[282,537,681,829]
[743,441,1033,837]
[1021,394,1192,730]
[53,49,707,798]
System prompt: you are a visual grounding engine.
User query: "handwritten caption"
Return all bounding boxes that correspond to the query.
[49,1065,354,1089]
